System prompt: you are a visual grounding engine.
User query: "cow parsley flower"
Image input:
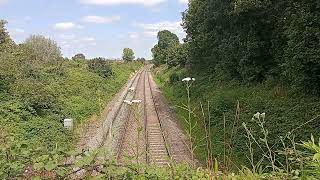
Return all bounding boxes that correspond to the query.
[129,87,135,91]
[253,112,261,119]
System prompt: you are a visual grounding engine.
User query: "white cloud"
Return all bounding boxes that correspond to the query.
[179,0,188,4]
[81,37,96,42]
[82,16,121,24]
[135,21,184,37]
[80,0,166,6]
[53,22,83,31]
[58,34,76,40]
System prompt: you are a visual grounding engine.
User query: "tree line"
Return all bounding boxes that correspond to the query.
[152,0,320,95]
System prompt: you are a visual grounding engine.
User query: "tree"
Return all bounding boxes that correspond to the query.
[152,30,180,66]
[122,48,135,62]
[88,57,113,78]
[167,43,188,68]
[182,0,320,93]
[136,57,146,63]
[0,19,15,53]
[24,35,62,64]
[72,53,86,61]
[281,0,320,94]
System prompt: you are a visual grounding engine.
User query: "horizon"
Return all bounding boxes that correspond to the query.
[0,0,188,59]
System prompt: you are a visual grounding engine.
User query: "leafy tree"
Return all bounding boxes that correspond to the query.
[122,48,135,62]
[88,57,113,78]
[152,30,180,66]
[182,0,320,93]
[0,19,15,53]
[24,35,62,65]
[72,53,86,61]
[167,43,188,68]
[0,20,20,93]
[136,57,146,63]
[281,0,320,94]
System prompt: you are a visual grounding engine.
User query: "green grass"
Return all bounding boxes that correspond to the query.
[153,65,320,169]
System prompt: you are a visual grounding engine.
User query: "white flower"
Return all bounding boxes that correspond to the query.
[123,100,132,105]
[260,112,266,119]
[182,77,196,82]
[132,100,142,104]
[129,87,135,91]
[182,77,191,82]
[253,112,261,119]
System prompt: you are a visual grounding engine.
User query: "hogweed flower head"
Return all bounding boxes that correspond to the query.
[182,77,196,82]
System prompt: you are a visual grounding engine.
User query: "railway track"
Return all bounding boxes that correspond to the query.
[100,69,143,157]
[144,69,171,166]
[116,69,144,161]
[75,66,191,178]
[75,69,143,178]
[116,67,171,166]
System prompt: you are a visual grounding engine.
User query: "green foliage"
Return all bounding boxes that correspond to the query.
[24,34,62,65]
[167,43,188,68]
[136,57,146,63]
[151,30,186,67]
[0,19,15,52]
[302,136,320,179]
[281,1,320,94]
[154,66,320,172]
[122,48,135,62]
[182,0,320,94]
[0,21,143,178]
[88,57,113,78]
[72,53,86,61]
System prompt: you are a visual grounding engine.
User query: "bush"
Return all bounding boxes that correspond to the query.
[169,72,180,84]
[88,57,113,78]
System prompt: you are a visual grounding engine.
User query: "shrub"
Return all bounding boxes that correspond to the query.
[88,57,113,78]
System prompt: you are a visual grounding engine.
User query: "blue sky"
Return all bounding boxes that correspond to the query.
[0,0,188,59]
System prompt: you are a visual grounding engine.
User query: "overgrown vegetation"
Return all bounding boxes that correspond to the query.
[181,0,320,94]
[1,0,320,178]
[0,20,142,178]
[154,66,320,178]
[151,0,320,177]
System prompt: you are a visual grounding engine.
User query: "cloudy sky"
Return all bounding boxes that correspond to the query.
[0,0,188,59]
